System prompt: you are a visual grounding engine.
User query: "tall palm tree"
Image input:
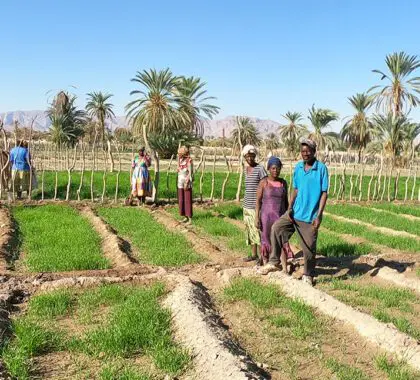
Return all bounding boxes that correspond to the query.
[231,117,261,148]
[176,76,220,137]
[264,132,280,151]
[46,91,85,147]
[307,105,339,151]
[369,52,420,115]
[372,114,414,161]
[125,68,189,201]
[340,93,375,162]
[85,92,115,145]
[278,112,308,157]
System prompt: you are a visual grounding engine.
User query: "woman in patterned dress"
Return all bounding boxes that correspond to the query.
[177,146,193,224]
[131,147,152,205]
[255,156,294,271]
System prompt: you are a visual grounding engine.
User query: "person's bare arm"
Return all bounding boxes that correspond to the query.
[312,191,328,230]
[255,180,265,229]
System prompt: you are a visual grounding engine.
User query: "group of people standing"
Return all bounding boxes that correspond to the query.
[130,139,328,286]
[242,138,328,286]
[130,145,193,224]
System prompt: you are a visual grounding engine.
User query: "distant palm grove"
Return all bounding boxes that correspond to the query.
[1,51,419,167]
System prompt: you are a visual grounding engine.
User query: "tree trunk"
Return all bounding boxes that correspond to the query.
[199,159,206,203]
[107,139,114,173]
[114,141,122,203]
[410,167,417,201]
[77,141,85,202]
[210,150,216,201]
[404,165,412,202]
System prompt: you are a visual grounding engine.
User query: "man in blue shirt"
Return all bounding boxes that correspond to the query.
[8,140,31,199]
[260,138,328,286]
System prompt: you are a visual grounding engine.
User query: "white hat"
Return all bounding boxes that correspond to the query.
[242,144,257,157]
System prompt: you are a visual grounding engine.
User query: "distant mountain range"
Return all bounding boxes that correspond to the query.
[0,110,281,137]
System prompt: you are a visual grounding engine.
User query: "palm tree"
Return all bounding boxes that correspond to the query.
[372,114,414,161]
[400,122,420,166]
[125,68,189,201]
[278,112,308,157]
[231,117,261,149]
[307,105,339,151]
[85,92,115,145]
[340,93,375,162]
[369,52,420,115]
[46,91,85,147]
[264,132,280,151]
[176,76,220,136]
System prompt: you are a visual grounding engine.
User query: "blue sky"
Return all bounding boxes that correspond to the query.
[1,0,419,131]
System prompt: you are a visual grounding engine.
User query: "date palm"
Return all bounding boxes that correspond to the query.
[340,93,375,162]
[307,105,339,151]
[231,117,261,148]
[47,91,85,147]
[369,52,420,115]
[278,112,307,157]
[176,76,220,137]
[125,68,189,201]
[372,114,414,161]
[85,92,115,145]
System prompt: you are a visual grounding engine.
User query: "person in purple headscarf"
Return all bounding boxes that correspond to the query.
[255,156,294,269]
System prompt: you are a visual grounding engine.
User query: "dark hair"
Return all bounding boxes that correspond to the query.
[301,143,316,153]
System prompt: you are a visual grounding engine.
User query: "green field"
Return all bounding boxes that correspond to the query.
[97,206,202,266]
[12,205,109,272]
[28,170,420,202]
[326,204,420,237]
[1,283,189,379]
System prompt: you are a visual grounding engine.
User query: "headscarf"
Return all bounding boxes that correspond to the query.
[242,144,257,157]
[267,156,282,169]
[178,146,189,157]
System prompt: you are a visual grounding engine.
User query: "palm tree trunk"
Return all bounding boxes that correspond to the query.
[107,139,114,173]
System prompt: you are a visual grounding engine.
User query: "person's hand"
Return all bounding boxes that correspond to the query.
[184,180,190,190]
[287,209,294,223]
[255,218,261,230]
[312,216,322,231]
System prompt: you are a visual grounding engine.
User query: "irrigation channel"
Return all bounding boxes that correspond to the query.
[0,200,419,379]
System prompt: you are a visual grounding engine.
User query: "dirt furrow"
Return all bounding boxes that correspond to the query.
[0,206,13,272]
[78,206,136,268]
[165,275,267,380]
[38,267,168,291]
[151,209,241,266]
[324,212,420,241]
[217,267,420,371]
[373,266,420,294]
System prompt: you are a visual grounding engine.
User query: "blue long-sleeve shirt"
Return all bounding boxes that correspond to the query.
[9,146,30,171]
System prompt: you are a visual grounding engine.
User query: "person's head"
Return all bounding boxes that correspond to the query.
[242,145,257,166]
[267,156,282,179]
[178,146,189,158]
[299,138,316,163]
[139,147,145,156]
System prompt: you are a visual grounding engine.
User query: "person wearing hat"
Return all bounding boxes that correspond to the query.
[259,138,328,286]
[242,145,267,263]
[255,156,294,268]
[131,147,152,205]
[177,146,193,224]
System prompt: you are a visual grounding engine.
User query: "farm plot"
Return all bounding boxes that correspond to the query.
[218,277,414,380]
[326,204,420,237]
[12,205,110,272]
[167,207,248,255]
[322,215,420,253]
[318,276,420,341]
[1,282,190,379]
[372,203,420,219]
[97,206,202,267]
[208,203,376,257]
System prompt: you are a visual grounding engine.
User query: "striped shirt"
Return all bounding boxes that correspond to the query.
[243,164,267,209]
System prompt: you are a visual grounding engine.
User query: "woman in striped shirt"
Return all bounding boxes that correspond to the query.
[242,145,267,263]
